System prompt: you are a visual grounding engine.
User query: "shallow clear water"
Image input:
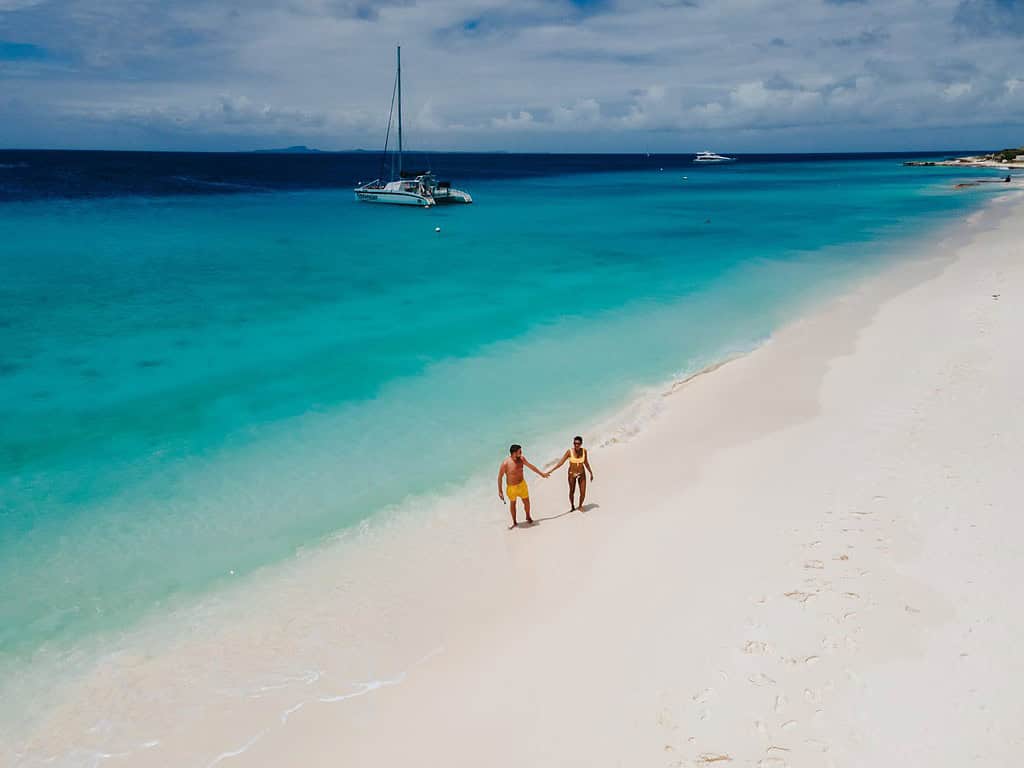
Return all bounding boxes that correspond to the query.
[0,156,1000,669]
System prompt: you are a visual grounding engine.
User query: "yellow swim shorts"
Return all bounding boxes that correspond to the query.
[507,481,529,501]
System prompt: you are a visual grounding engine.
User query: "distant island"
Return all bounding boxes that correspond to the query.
[252,145,327,154]
[904,144,1024,169]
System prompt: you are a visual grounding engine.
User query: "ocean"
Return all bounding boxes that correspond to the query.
[0,150,1005,744]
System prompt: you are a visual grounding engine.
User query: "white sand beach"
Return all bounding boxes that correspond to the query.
[10,188,1024,767]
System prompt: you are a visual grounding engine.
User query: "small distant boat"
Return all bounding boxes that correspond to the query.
[354,47,472,207]
[694,151,736,163]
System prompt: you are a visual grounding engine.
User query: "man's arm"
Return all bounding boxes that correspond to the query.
[548,450,571,472]
[522,457,549,478]
[497,463,507,500]
[584,452,595,480]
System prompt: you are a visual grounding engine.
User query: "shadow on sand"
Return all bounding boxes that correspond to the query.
[529,503,601,524]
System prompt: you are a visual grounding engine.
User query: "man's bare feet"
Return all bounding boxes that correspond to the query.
[525,516,534,525]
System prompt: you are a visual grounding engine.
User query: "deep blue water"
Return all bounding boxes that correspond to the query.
[0,148,987,201]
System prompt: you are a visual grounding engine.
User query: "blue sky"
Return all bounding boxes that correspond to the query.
[0,0,1022,151]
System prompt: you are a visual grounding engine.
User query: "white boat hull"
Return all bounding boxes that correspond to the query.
[354,189,433,206]
[694,152,736,163]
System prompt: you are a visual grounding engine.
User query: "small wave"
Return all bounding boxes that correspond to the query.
[593,352,751,451]
[0,163,28,169]
[205,730,268,768]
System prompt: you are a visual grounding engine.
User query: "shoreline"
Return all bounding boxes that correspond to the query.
[8,188,1024,766]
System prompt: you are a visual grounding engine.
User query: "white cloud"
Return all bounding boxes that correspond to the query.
[942,82,973,100]
[491,110,535,130]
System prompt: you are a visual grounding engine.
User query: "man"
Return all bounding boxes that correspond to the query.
[497,444,548,528]
[549,435,595,511]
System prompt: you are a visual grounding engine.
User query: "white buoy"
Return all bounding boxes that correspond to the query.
[434,226,441,233]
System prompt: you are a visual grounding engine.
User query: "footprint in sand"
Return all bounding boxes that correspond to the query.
[805,738,831,752]
[743,641,769,655]
[773,694,787,713]
[692,688,714,704]
[758,756,788,768]
[748,673,776,687]
[783,590,815,604]
[804,688,823,704]
[803,560,825,570]
[695,753,732,764]
[781,720,799,731]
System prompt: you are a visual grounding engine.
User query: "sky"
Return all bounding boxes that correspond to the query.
[0,0,1022,152]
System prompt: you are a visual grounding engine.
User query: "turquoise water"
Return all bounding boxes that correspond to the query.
[0,158,996,668]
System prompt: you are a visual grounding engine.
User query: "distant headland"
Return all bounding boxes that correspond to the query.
[904,144,1024,170]
[252,145,328,154]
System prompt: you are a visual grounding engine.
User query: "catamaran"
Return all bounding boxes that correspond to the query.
[354,47,473,207]
[694,151,736,163]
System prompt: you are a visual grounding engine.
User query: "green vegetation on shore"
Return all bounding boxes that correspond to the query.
[990,145,1024,163]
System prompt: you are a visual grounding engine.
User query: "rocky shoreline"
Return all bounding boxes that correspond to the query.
[904,150,1024,170]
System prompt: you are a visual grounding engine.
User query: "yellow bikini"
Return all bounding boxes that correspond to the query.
[569,448,586,476]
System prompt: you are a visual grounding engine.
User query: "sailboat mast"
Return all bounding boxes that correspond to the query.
[397,45,403,177]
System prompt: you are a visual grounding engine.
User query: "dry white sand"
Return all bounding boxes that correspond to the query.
[10,190,1024,767]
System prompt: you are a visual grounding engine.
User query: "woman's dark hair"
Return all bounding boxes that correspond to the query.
[574,436,583,443]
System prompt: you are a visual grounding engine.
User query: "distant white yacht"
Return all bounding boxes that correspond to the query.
[354,47,472,207]
[694,151,736,163]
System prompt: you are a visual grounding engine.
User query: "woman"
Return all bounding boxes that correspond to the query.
[549,435,595,511]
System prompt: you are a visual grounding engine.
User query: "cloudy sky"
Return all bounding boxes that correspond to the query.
[1,0,1022,152]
